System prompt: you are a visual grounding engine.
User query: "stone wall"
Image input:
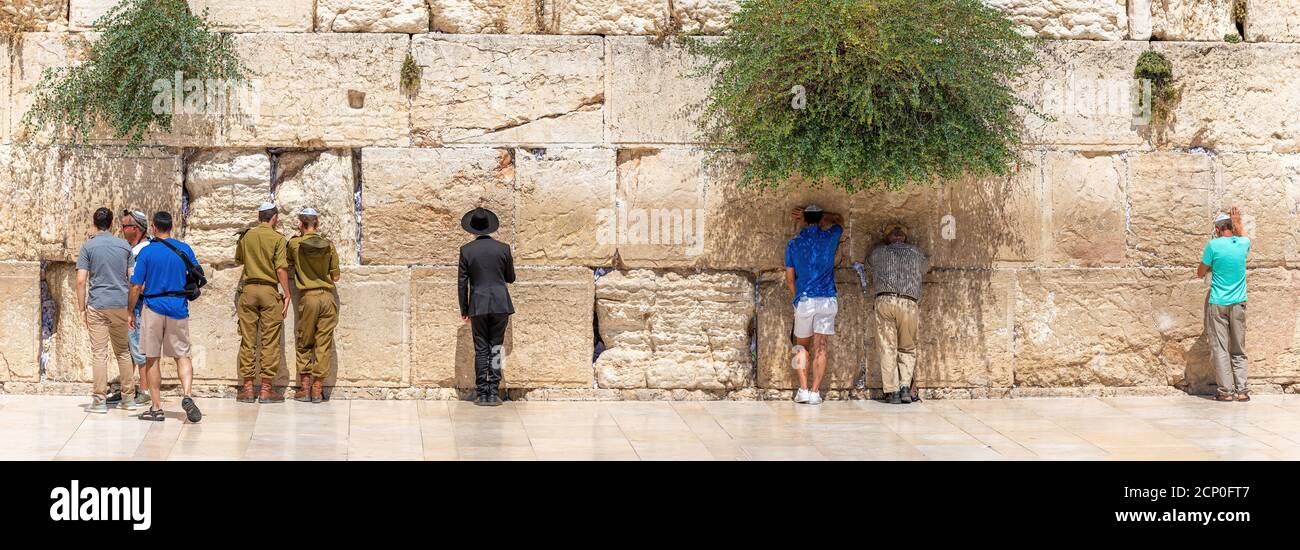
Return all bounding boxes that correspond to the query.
[1,1,1297,399]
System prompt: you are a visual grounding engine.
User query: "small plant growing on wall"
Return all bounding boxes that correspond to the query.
[684,0,1040,192]
[400,51,421,98]
[1134,50,1181,138]
[20,0,248,147]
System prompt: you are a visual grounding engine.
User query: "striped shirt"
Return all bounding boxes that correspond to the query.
[866,243,929,300]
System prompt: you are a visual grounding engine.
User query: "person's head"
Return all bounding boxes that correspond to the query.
[120,209,148,242]
[152,211,174,236]
[1213,213,1234,237]
[92,207,113,231]
[258,202,278,226]
[298,207,320,232]
[884,223,908,244]
[803,204,824,225]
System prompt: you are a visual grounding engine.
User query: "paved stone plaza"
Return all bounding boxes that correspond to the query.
[3,394,1299,460]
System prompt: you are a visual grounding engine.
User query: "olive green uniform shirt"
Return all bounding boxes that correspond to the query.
[235,223,288,285]
[288,232,341,291]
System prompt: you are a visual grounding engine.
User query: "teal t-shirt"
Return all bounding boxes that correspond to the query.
[1201,236,1250,306]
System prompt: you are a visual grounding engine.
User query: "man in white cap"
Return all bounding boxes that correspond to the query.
[288,207,341,403]
[1198,206,1251,402]
[785,203,845,405]
[866,223,930,404]
[118,209,153,408]
[234,202,291,403]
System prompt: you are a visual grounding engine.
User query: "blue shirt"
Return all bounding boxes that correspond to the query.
[784,224,842,304]
[1201,236,1250,306]
[130,238,198,320]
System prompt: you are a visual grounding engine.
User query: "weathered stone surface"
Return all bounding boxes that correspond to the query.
[553,0,668,35]
[1128,151,1216,267]
[911,270,1016,388]
[429,0,544,33]
[0,0,67,31]
[929,158,1043,268]
[360,148,515,266]
[1018,41,1148,150]
[1253,269,1300,385]
[1,36,10,144]
[70,0,314,32]
[757,269,867,391]
[410,35,603,146]
[0,262,40,381]
[1042,151,1127,266]
[1127,0,1153,39]
[329,266,411,386]
[42,263,94,383]
[273,149,359,266]
[848,185,933,269]
[1152,43,1300,153]
[9,33,89,144]
[515,148,616,266]
[612,148,710,267]
[672,0,738,34]
[317,0,429,32]
[183,264,252,384]
[1148,0,1236,41]
[1215,153,1300,267]
[0,146,37,260]
[605,36,713,145]
[594,270,753,390]
[184,149,271,266]
[410,266,594,388]
[985,0,1128,40]
[1247,1,1300,42]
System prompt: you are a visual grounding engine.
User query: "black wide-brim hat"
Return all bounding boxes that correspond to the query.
[461,207,500,235]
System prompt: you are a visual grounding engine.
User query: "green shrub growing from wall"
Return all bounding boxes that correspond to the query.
[685,0,1040,193]
[21,0,247,147]
[1134,50,1180,134]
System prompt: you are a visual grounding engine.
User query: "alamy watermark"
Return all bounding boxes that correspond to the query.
[151,71,263,122]
[597,202,707,256]
[49,480,151,531]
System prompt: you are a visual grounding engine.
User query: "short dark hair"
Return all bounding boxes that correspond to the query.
[1215,220,1234,233]
[803,211,824,225]
[93,207,113,230]
[152,211,174,233]
[299,214,319,229]
[258,209,277,223]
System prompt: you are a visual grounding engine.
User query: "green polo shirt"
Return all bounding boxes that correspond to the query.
[1201,236,1250,306]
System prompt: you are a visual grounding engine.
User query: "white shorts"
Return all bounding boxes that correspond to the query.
[793,297,838,338]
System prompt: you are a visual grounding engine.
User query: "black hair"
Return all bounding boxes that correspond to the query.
[152,211,174,233]
[258,209,277,223]
[299,214,319,229]
[803,211,824,225]
[93,207,113,230]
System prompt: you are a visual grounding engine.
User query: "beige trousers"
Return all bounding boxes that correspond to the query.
[1207,301,1248,393]
[88,307,134,400]
[875,295,919,394]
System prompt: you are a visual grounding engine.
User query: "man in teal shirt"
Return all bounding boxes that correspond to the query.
[1197,207,1251,402]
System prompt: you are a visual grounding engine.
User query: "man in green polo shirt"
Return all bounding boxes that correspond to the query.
[1197,207,1251,402]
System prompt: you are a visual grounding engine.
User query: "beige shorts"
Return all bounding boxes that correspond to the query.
[140,306,191,358]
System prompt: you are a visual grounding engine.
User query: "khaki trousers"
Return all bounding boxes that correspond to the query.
[875,295,919,394]
[88,307,134,400]
[295,290,338,378]
[237,283,284,379]
[1207,301,1248,393]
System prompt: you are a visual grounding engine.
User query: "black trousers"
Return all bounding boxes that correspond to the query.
[471,314,509,396]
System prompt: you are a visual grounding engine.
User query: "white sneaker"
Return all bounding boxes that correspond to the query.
[807,391,823,405]
[87,397,108,414]
[794,388,811,403]
[119,398,144,411]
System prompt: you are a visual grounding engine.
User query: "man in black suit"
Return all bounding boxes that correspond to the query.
[458,207,516,406]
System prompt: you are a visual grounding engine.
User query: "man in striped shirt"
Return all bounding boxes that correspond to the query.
[866,223,929,404]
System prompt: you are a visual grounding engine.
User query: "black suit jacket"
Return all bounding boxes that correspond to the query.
[458,236,516,317]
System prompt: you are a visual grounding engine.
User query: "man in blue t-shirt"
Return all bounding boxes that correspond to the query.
[784,204,844,405]
[1197,207,1251,402]
[127,211,203,423]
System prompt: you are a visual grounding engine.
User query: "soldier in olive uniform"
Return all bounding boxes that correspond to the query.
[288,207,341,404]
[234,202,291,403]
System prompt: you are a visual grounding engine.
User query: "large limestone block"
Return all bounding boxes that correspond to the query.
[605,36,713,145]
[848,185,935,269]
[0,262,40,381]
[0,146,38,260]
[985,0,1128,40]
[70,1,314,32]
[1,36,10,144]
[1127,152,1216,267]
[1152,43,1300,153]
[1017,41,1148,150]
[756,269,867,391]
[182,264,252,384]
[360,147,515,266]
[429,0,544,33]
[0,0,67,31]
[594,270,754,390]
[1251,269,1300,385]
[1042,151,1127,266]
[1148,0,1236,41]
[928,158,1043,268]
[553,0,668,35]
[673,0,739,34]
[515,148,616,266]
[42,263,95,383]
[410,266,595,388]
[612,148,711,268]
[1247,0,1300,42]
[330,266,410,387]
[273,150,359,266]
[184,149,272,266]
[910,270,1016,388]
[317,0,430,32]
[1014,269,1210,387]
[1215,154,1300,267]
[410,35,604,146]
[9,33,89,144]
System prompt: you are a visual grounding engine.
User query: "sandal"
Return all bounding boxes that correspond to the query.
[1236,392,1251,402]
[138,408,165,422]
[1215,392,1235,402]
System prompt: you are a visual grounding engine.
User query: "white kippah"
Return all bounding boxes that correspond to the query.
[258,202,277,212]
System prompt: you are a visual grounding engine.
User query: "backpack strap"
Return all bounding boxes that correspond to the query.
[142,239,200,299]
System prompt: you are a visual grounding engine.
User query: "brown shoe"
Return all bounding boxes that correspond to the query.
[295,374,313,402]
[311,377,324,403]
[259,379,283,403]
[237,378,257,403]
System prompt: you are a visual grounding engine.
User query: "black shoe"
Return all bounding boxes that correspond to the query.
[473,393,489,406]
[483,392,503,407]
[888,392,902,404]
[900,385,912,404]
[105,390,122,404]
[181,397,202,423]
